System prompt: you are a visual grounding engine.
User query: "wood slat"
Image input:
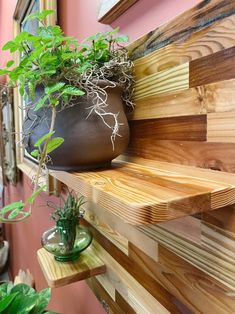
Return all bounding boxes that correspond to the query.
[83,220,186,313]
[115,290,136,314]
[129,78,235,121]
[189,46,235,87]
[126,140,235,172]
[129,115,207,141]
[132,15,235,80]
[37,246,106,288]
[128,0,235,60]
[129,242,235,314]
[87,277,124,314]
[133,62,189,100]
[207,110,235,143]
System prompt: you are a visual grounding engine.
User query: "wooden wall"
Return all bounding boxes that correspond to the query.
[49,0,235,313]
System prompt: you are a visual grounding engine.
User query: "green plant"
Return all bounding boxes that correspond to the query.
[48,191,85,222]
[0,10,133,222]
[0,282,57,313]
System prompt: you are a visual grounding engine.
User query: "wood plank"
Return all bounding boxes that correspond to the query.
[128,0,235,60]
[37,246,106,288]
[207,110,235,143]
[115,290,136,314]
[189,46,235,87]
[133,63,189,100]
[138,223,235,290]
[202,205,235,233]
[129,79,235,121]
[83,220,186,313]
[126,140,235,172]
[129,115,207,141]
[87,277,124,314]
[129,242,235,314]
[84,201,158,260]
[132,15,235,80]
[98,0,138,24]
[92,241,171,314]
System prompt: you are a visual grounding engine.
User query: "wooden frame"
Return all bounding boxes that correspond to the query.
[97,0,138,24]
[13,0,59,194]
[0,86,18,186]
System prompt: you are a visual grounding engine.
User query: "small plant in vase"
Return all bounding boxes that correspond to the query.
[0,9,134,223]
[41,192,92,262]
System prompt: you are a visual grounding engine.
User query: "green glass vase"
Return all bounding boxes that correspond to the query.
[41,219,92,262]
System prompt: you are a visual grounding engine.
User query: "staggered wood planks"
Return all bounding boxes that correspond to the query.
[45,0,235,312]
[37,246,106,288]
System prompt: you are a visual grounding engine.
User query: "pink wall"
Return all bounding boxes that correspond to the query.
[1,0,201,313]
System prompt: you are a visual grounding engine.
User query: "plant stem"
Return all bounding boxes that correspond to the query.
[32,105,57,194]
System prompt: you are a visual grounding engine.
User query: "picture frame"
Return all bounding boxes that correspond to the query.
[97,0,138,24]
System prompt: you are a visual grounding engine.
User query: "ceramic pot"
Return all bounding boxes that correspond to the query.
[23,81,129,171]
[41,219,93,262]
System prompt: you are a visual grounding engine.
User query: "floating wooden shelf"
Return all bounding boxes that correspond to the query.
[50,159,235,225]
[37,246,106,288]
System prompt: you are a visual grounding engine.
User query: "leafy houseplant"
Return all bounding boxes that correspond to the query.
[41,192,92,262]
[0,10,134,222]
[0,282,56,313]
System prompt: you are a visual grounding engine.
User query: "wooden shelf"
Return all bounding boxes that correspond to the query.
[37,246,106,288]
[50,159,235,225]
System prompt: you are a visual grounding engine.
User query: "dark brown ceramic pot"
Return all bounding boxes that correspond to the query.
[23,81,129,171]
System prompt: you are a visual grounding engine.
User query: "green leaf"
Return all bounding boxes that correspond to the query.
[0,201,25,215]
[45,82,65,95]
[116,35,129,43]
[0,293,19,312]
[34,288,51,313]
[34,94,49,111]
[27,185,46,205]
[47,137,64,154]
[2,40,16,51]
[23,10,55,23]
[30,149,39,157]
[0,69,9,75]
[62,86,85,96]
[6,60,14,68]
[34,131,55,148]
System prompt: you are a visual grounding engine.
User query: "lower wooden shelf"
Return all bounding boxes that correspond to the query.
[37,246,106,288]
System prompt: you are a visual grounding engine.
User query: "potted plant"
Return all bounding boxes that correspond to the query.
[0,281,57,313]
[0,10,134,222]
[41,191,92,262]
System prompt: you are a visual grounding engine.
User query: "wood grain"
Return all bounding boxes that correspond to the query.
[51,160,235,225]
[84,200,158,260]
[83,221,185,313]
[189,46,235,87]
[133,62,189,100]
[129,242,235,314]
[92,241,171,314]
[128,0,235,60]
[129,115,207,141]
[138,222,235,290]
[129,79,235,121]
[132,15,235,80]
[126,140,235,172]
[37,246,106,288]
[115,291,136,314]
[207,110,235,143]
[87,277,124,314]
